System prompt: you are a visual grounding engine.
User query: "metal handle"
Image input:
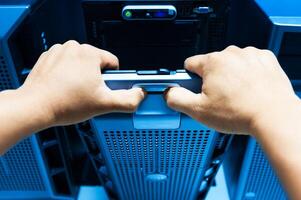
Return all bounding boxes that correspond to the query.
[132,83,180,129]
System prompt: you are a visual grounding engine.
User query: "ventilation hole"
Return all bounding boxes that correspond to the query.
[243,143,287,199]
[0,54,13,91]
[102,130,212,171]
[0,138,46,191]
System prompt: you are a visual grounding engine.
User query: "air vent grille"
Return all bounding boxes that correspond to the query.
[99,129,216,200]
[0,55,13,91]
[243,143,287,200]
[0,138,46,192]
[215,134,227,149]
[0,50,48,196]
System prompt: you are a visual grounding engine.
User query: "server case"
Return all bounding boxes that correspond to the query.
[88,70,233,200]
[80,1,233,199]
[4,0,298,199]
[1,0,232,199]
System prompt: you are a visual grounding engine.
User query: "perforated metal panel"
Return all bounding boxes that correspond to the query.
[0,138,46,192]
[0,43,50,199]
[95,125,217,200]
[215,133,227,149]
[242,142,287,200]
[0,54,13,91]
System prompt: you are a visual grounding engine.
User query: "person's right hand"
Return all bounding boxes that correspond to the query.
[165,46,300,135]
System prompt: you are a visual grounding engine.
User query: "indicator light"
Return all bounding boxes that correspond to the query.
[122,5,177,20]
[154,11,166,18]
[124,10,132,18]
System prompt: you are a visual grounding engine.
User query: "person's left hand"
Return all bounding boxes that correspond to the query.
[20,40,145,126]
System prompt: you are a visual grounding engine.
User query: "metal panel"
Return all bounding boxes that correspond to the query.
[0,53,13,90]
[0,5,54,199]
[92,115,219,200]
[240,139,287,200]
[0,137,54,199]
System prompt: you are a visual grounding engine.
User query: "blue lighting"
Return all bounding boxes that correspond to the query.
[154,11,167,18]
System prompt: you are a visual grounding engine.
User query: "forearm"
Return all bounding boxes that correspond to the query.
[0,87,53,155]
[252,95,301,199]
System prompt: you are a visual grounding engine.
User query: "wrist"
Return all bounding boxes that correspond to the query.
[250,94,301,139]
[17,85,56,130]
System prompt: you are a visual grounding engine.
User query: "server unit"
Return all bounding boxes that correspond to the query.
[224,0,301,199]
[0,0,89,199]
[1,0,232,199]
[223,136,287,200]
[82,0,230,69]
[88,70,233,200]
[81,1,233,199]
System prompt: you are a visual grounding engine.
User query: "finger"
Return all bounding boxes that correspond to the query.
[184,54,209,77]
[81,44,119,70]
[165,87,206,118]
[225,45,242,53]
[107,88,145,113]
[44,43,63,61]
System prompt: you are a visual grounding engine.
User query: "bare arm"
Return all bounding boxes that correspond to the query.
[166,46,301,199]
[252,99,301,199]
[0,40,145,155]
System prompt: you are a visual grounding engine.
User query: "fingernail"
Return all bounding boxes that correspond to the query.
[140,88,147,97]
[163,87,172,100]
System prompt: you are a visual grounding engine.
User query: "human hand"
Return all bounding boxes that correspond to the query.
[20,40,145,126]
[165,46,299,135]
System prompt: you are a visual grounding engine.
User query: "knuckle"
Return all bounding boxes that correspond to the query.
[81,43,92,50]
[40,51,48,58]
[226,45,240,51]
[64,41,82,56]
[207,52,220,62]
[64,40,80,48]
[206,53,215,61]
[244,46,258,52]
[262,49,275,57]
[81,44,103,60]
[49,44,62,52]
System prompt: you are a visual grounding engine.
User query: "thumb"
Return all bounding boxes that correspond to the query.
[165,87,206,118]
[108,88,146,113]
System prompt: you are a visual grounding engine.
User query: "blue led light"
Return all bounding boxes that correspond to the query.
[154,11,167,18]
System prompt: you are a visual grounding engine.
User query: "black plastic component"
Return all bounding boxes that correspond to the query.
[76,122,118,199]
[198,134,233,198]
[37,128,73,196]
[37,125,107,198]
[82,0,230,70]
